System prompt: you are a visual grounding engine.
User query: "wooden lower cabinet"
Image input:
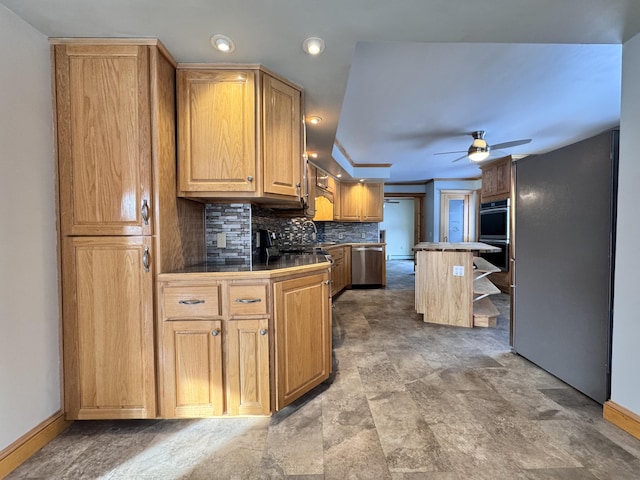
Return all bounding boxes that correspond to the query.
[62,236,156,419]
[326,245,350,296]
[226,318,270,416]
[161,320,224,417]
[273,272,332,410]
[157,267,331,417]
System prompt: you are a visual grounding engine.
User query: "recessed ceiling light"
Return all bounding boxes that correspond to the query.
[336,174,342,178]
[307,116,322,125]
[303,37,325,55]
[309,152,318,159]
[210,34,235,53]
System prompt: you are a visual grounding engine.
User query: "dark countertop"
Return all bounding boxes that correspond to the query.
[166,254,331,275]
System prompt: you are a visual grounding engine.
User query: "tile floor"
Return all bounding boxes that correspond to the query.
[6,260,640,479]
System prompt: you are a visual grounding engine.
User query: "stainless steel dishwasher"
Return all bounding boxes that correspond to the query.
[351,245,384,286]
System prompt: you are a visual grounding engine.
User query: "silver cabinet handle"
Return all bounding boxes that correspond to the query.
[247,176,253,182]
[141,199,149,225]
[211,328,220,337]
[142,247,150,272]
[235,298,262,304]
[324,280,331,285]
[179,299,205,305]
[259,329,268,336]
[296,182,301,188]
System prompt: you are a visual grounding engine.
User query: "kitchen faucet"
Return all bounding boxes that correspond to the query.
[300,219,317,243]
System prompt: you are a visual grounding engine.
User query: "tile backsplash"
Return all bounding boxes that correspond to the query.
[205,203,380,263]
[205,203,251,264]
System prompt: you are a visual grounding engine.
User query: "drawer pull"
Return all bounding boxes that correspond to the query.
[211,328,220,337]
[235,298,262,304]
[259,329,268,336]
[178,299,205,305]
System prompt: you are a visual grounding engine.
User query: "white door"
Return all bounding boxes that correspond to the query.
[440,191,471,242]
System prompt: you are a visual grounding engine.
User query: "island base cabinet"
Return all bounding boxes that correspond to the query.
[226,319,271,416]
[160,320,224,418]
[273,272,331,410]
[62,236,156,419]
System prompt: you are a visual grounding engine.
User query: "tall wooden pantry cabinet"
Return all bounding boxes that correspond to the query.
[52,39,203,419]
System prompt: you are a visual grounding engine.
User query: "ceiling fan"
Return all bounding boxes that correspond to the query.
[435,131,532,163]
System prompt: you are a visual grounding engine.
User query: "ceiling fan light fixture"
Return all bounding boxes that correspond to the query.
[468,145,490,162]
[467,130,490,161]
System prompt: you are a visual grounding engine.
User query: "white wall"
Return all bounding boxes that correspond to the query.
[610,32,640,416]
[0,6,60,451]
[380,199,414,259]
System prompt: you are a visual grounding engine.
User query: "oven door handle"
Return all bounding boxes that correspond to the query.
[480,207,509,214]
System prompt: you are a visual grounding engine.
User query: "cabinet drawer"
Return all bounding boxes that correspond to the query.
[228,284,268,316]
[163,286,221,319]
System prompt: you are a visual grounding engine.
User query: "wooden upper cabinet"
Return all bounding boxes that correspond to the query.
[55,44,152,236]
[177,69,257,194]
[263,74,302,198]
[338,182,384,222]
[480,156,512,201]
[361,183,384,221]
[338,183,362,221]
[177,66,303,202]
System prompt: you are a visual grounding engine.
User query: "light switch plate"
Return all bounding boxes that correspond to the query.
[217,232,227,249]
[453,265,465,276]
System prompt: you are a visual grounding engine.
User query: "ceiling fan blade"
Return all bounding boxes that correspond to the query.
[434,150,466,155]
[451,154,468,163]
[490,139,532,150]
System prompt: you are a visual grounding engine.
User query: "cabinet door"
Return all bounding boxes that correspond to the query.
[361,183,384,221]
[177,69,257,193]
[226,319,270,415]
[62,236,156,419]
[262,74,302,199]
[55,44,152,236]
[161,320,224,418]
[481,164,497,198]
[494,158,512,196]
[339,183,361,221]
[273,272,331,410]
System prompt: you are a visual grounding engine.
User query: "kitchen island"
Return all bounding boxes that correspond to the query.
[157,254,332,418]
[413,242,501,327]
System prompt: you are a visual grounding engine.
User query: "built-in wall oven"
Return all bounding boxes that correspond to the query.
[479,199,510,271]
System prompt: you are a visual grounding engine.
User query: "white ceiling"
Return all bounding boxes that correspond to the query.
[3,0,640,182]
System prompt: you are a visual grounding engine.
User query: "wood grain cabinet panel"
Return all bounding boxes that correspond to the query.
[263,74,302,198]
[62,236,156,419]
[55,44,152,236]
[225,319,270,416]
[177,69,257,193]
[273,272,331,410]
[161,320,224,418]
[480,156,512,201]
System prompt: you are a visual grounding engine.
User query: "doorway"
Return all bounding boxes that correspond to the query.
[381,194,424,259]
[440,190,472,242]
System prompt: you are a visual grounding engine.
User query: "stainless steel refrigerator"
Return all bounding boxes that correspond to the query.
[512,129,618,404]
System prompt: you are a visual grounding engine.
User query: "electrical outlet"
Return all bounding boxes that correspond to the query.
[255,232,260,247]
[217,232,227,249]
[361,232,366,239]
[452,265,464,276]
[338,233,344,240]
